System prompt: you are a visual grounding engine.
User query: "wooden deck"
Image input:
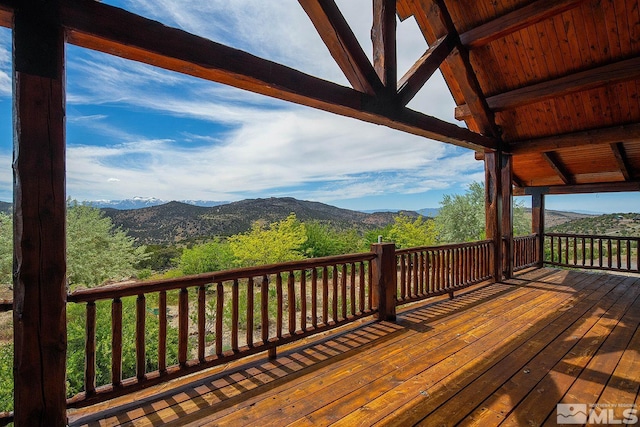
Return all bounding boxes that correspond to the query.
[67,268,640,426]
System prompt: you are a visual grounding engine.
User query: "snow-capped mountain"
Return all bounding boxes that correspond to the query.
[88,197,227,210]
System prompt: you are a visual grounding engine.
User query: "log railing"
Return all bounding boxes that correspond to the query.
[513,234,539,272]
[545,233,640,273]
[0,300,11,312]
[395,240,494,305]
[66,252,376,408]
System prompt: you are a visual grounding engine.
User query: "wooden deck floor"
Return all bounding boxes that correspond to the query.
[68,268,640,426]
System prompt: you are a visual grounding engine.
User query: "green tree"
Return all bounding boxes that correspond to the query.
[66,201,147,287]
[228,213,307,267]
[179,240,234,275]
[436,182,530,243]
[0,213,11,286]
[0,343,12,412]
[302,221,363,258]
[387,214,437,249]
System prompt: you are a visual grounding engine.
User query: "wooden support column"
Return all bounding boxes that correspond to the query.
[501,154,513,279]
[13,2,67,425]
[531,191,545,267]
[485,152,501,281]
[372,0,397,97]
[371,243,396,321]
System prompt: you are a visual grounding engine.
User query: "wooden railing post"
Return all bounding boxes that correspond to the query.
[531,191,545,267]
[371,243,396,321]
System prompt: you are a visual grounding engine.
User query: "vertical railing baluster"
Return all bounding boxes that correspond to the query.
[232,279,239,351]
[581,237,586,266]
[300,270,307,331]
[341,264,347,320]
[158,291,167,373]
[322,266,329,324]
[85,301,96,395]
[400,254,406,301]
[216,283,224,356]
[136,294,146,381]
[607,239,612,268]
[198,285,206,362]
[261,275,269,342]
[276,274,283,338]
[573,237,577,266]
[350,263,356,317]
[247,277,254,347]
[616,239,621,270]
[598,238,603,267]
[412,253,419,296]
[359,262,365,314]
[626,240,632,271]
[311,268,318,328]
[406,254,412,297]
[368,260,373,311]
[288,272,296,334]
[178,288,188,366]
[111,297,123,386]
[332,265,339,322]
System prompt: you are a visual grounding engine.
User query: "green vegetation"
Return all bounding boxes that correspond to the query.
[436,182,530,243]
[0,213,10,286]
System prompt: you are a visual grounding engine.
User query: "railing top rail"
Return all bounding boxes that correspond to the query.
[69,251,376,303]
[512,233,538,241]
[545,232,640,240]
[0,299,12,312]
[395,239,493,255]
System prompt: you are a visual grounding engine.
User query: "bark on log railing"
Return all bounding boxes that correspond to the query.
[66,252,376,408]
[513,234,539,272]
[395,240,494,305]
[545,233,640,273]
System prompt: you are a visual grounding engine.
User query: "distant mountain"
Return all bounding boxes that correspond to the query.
[102,197,421,244]
[0,201,10,214]
[89,197,227,210]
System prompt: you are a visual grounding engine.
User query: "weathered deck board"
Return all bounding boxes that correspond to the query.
[67,269,640,427]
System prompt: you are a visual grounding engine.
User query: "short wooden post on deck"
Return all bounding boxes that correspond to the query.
[371,243,396,321]
[13,2,68,425]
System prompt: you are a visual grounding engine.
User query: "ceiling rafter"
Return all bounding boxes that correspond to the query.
[541,152,572,185]
[397,33,455,106]
[298,0,383,96]
[416,0,501,140]
[514,181,640,196]
[508,123,640,154]
[455,56,640,119]
[610,142,632,181]
[54,0,497,151]
[459,0,586,49]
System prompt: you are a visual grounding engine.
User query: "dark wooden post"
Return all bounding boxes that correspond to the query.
[372,0,397,97]
[501,154,513,279]
[484,152,501,281]
[531,191,545,267]
[371,243,396,321]
[13,2,67,425]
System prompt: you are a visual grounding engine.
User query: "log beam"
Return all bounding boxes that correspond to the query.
[459,0,586,49]
[514,181,640,196]
[610,142,632,181]
[13,2,67,425]
[298,0,383,95]
[60,0,496,151]
[455,56,640,118]
[508,123,640,154]
[372,0,397,95]
[397,34,454,106]
[542,152,572,185]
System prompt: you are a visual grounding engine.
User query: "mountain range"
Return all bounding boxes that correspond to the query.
[101,197,422,244]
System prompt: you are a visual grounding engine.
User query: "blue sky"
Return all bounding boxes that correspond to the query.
[0,1,638,214]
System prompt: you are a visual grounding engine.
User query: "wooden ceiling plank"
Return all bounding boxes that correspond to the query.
[459,0,586,49]
[541,152,572,185]
[372,0,397,94]
[514,181,640,196]
[610,142,632,181]
[298,0,384,95]
[61,0,497,151]
[397,33,454,106]
[509,122,640,154]
[454,56,640,116]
